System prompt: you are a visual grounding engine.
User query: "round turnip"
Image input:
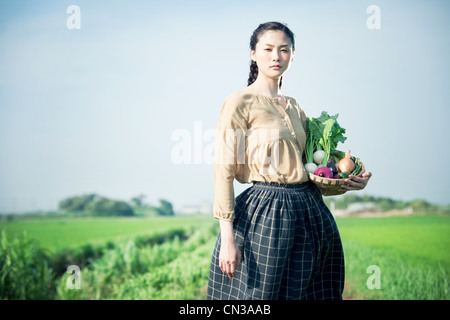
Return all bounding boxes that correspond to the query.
[313,150,326,165]
[305,162,318,174]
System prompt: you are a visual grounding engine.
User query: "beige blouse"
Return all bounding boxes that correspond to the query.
[213,87,310,221]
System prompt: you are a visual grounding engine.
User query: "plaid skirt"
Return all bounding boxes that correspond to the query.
[207,181,344,300]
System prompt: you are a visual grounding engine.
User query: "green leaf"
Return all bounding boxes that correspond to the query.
[305,110,347,167]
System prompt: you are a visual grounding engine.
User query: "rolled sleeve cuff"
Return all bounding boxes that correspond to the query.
[213,211,235,222]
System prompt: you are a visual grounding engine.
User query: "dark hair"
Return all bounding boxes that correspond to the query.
[247,22,295,88]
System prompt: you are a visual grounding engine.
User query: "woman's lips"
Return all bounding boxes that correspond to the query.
[271,65,281,70]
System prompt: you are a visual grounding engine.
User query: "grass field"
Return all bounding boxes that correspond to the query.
[0,215,215,251]
[0,214,448,300]
[336,215,449,299]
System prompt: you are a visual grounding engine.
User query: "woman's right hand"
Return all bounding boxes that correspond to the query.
[219,238,241,279]
[219,220,241,279]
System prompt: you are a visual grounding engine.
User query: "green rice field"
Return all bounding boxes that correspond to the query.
[0,215,214,251]
[0,214,448,300]
[336,216,449,299]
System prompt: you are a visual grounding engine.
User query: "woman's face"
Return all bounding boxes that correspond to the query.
[251,30,294,82]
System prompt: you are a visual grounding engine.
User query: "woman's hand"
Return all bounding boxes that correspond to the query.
[219,239,241,279]
[219,220,241,279]
[341,171,372,191]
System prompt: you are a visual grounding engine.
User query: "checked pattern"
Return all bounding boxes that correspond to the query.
[207,181,344,300]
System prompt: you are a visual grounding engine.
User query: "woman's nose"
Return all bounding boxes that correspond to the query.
[272,51,280,61]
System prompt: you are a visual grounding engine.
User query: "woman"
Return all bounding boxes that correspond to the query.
[207,22,372,300]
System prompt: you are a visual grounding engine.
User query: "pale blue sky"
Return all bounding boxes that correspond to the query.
[0,0,449,213]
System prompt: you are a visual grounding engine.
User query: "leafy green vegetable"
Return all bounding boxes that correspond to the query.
[351,157,362,176]
[305,111,347,167]
[305,122,322,164]
[331,149,346,160]
[338,158,362,178]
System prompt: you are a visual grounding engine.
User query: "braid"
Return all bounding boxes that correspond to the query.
[247,60,258,86]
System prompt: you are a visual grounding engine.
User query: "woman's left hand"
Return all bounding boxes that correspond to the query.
[341,171,372,191]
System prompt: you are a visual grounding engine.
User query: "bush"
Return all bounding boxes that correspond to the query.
[51,243,105,276]
[0,219,218,300]
[56,226,217,300]
[0,231,55,299]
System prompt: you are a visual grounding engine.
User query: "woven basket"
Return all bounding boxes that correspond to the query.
[308,161,365,192]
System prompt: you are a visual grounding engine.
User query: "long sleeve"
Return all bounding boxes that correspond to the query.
[212,88,309,220]
[213,93,249,221]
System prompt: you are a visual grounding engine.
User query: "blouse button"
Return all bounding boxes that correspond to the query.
[291,131,296,136]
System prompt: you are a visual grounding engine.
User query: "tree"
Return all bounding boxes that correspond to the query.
[130,194,147,207]
[409,199,431,212]
[58,194,103,213]
[85,199,134,217]
[59,194,134,216]
[377,198,395,212]
[156,199,174,216]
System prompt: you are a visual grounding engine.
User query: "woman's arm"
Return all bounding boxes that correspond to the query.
[218,220,241,279]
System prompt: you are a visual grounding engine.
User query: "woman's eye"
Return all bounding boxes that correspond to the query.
[264,48,272,52]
